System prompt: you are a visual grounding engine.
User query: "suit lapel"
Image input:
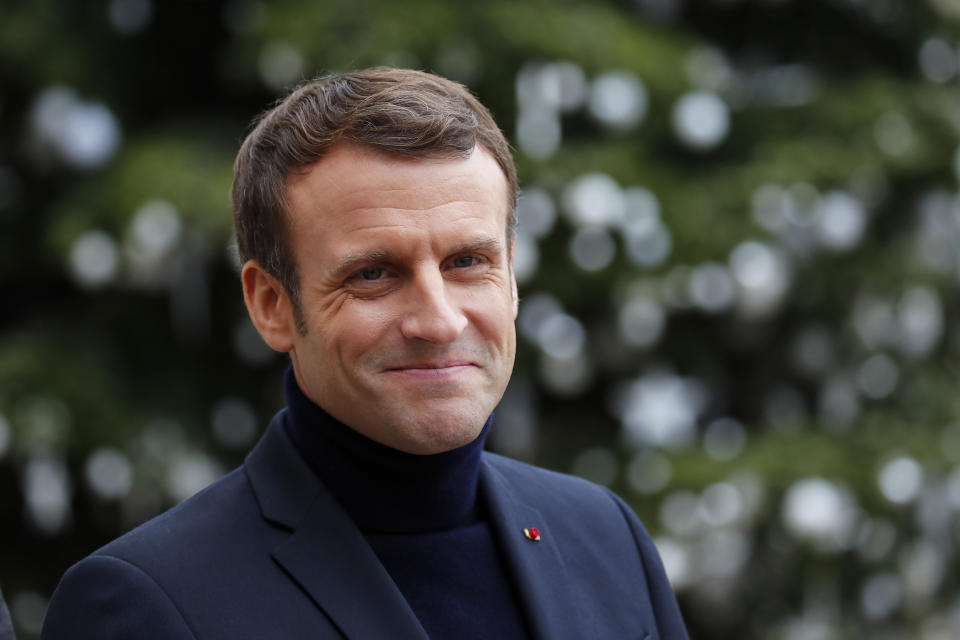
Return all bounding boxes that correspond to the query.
[246,415,428,640]
[480,458,587,640]
[271,490,429,640]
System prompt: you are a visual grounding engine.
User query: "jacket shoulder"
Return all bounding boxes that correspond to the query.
[42,555,198,640]
[482,451,622,513]
[94,466,255,564]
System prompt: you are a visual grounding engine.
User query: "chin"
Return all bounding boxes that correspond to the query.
[393,408,488,455]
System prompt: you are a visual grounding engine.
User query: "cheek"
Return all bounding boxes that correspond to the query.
[469,298,517,344]
[327,304,399,358]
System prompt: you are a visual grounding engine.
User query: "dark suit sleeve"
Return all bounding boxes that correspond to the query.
[42,555,197,640]
[606,489,690,640]
[0,584,15,640]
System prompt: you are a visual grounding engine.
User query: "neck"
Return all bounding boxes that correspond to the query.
[282,368,489,533]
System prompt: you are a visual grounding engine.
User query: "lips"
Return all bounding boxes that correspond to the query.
[385,360,475,371]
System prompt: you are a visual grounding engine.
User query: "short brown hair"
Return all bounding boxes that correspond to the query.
[232,67,518,328]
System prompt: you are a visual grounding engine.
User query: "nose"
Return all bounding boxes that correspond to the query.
[399,270,467,344]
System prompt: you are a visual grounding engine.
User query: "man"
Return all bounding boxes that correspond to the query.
[43,68,688,639]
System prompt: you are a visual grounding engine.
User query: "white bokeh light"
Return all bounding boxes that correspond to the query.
[918,37,958,83]
[258,41,303,90]
[814,191,867,251]
[130,199,182,256]
[32,87,121,169]
[689,262,736,313]
[511,229,539,285]
[619,373,706,450]
[24,456,72,535]
[562,172,625,227]
[672,91,730,150]
[860,572,902,621]
[857,353,899,400]
[64,103,122,168]
[897,285,943,359]
[654,537,691,590]
[542,61,588,113]
[914,190,958,274]
[211,396,259,449]
[752,183,788,233]
[515,187,557,239]
[84,447,134,500]
[729,241,791,318]
[697,529,751,579]
[624,224,672,268]
[536,312,585,359]
[588,71,648,130]
[517,108,561,159]
[569,226,616,271]
[875,112,915,157]
[69,230,120,288]
[618,294,666,348]
[538,351,592,397]
[703,417,747,461]
[626,449,672,494]
[516,61,586,112]
[699,482,744,527]
[516,63,550,110]
[782,477,858,550]
[164,452,224,503]
[900,540,945,603]
[125,199,183,284]
[660,490,702,537]
[877,456,923,505]
[622,187,661,231]
[518,293,564,344]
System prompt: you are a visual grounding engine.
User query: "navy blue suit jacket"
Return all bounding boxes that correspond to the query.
[43,413,688,639]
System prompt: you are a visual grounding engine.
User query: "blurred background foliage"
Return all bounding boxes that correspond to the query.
[2,0,960,638]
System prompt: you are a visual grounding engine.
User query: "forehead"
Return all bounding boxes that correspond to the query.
[284,143,510,237]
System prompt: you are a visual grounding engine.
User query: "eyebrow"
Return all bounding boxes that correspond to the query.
[331,237,504,280]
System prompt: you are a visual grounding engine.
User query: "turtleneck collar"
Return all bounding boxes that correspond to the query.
[281,367,490,534]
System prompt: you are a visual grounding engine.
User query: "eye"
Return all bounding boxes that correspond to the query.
[359,267,385,281]
[451,255,480,268]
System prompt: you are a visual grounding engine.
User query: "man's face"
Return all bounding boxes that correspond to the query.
[281,143,517,454]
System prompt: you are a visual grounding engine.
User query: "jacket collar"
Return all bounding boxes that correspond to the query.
[245,411,429,640]
[480,456,586,640]
[245,413,586,640]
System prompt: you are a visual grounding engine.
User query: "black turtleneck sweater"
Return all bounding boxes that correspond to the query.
[281,369,531,640]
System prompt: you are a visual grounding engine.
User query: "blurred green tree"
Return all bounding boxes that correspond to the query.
[1,0,959,638]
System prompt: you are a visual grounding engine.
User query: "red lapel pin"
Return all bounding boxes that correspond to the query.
[523,527,541,541]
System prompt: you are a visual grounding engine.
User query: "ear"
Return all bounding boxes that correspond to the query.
[508,235,519,318]
[241,260,297,352]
